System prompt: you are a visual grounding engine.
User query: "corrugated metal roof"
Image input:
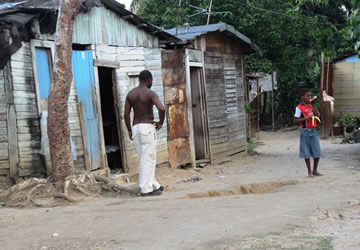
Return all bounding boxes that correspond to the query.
[165,23,261,55]
[0,0,178,42]
[331,52,359,64]
[71,7,159,47]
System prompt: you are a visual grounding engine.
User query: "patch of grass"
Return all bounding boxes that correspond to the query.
[238,233,334,250]
[247,139,264,156]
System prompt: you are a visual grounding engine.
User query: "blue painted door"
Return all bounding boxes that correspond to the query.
[35,48,52,105]
[72,50,101,170]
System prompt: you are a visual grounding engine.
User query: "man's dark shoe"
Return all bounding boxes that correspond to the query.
[154,186,164,192]
[141,190,162,197]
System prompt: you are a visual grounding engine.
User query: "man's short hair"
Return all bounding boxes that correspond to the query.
[299,88,310,97]
[139,70,152,82]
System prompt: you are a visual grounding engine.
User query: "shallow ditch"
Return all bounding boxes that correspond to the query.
[185,180,300,199]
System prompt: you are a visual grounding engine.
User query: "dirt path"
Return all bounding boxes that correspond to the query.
[0,130,359,250]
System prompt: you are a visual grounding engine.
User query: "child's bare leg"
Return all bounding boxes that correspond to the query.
[305,159,314,177]
[312,158,323,176]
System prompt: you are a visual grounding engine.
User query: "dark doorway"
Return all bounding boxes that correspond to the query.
[98,67,123,172]
[190,67,209,161]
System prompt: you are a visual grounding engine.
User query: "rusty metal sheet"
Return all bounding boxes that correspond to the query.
[161,49,185,68]
[168,104,189,140]
[164,86,185,105]
[161,49,193,168]
[162,67,186,86]
[168,138,192,168]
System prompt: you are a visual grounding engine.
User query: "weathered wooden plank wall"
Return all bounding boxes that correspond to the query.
[332,62,360,118]
[203,33,247,164]
[38,7,159,48]
[10,44,45,176]
[8,42,86,177]
[94,45,168,177]
[0,68,10,176]
[204,54,230,164]
[228,56,246,155]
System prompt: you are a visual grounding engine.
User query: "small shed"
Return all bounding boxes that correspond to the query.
[163,23,260,168]
[328,53,360,118]
[0,0,177,182]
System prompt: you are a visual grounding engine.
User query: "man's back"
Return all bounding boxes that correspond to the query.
[126,86,155,126]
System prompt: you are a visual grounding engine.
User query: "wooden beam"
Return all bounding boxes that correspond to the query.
[207,0,213,25]
[7,105,18,178]
[320,53,326,138]
[111,69,127,172]
[271,72,275,132]
[256,78,260,140]
[77,103,90,171]
[185,48,197,168]
[200,36,213,162]
[122,14,134,20]
[326,57,330,93]
[4,63,14,104]
[4,61,18,178]
[188,62,203,67]
[92,63,108,170]
[137,23,148,28]
[320,53,325,98]
[93,59,120,69]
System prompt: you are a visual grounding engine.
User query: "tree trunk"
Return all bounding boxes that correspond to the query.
[48,0,81,182]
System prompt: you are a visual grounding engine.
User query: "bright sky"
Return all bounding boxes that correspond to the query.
[116,0,133,10]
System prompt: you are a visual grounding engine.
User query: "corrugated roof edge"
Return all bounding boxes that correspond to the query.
[330,51,358,64]
[100,0,178,42]
[165,23,261,55]
[0,0,179,42]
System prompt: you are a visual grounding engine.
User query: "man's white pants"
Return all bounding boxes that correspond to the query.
[132,123,161,194]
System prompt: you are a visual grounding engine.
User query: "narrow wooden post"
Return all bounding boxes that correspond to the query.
[4,61,18,179]
[326,57,330,93]
[256,78,260,140]
[320,53,326,138]
[77,103,90,171]
[207,0,213,25]
[271,72,275,132]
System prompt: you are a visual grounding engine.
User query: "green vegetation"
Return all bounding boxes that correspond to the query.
[239,233,334,250]
[247,139,264,156]
[135,0,358,125]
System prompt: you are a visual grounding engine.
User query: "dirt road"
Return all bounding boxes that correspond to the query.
[1,130,359,250]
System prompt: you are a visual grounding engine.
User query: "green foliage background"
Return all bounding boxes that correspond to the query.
[133,0,357,125]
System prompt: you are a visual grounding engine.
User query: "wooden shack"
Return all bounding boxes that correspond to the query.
[0,0,177,182]
[164,23,260,168]
[328,53,360,118]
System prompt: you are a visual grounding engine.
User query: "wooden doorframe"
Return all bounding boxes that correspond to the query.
[184,50,196,168]
[93,62,126,172]
[190,66,210,161]
[200,37,213,164]
[30,40,55,117]
[185,48,211,167]
[111,68,127,171]
[30,40,55,176]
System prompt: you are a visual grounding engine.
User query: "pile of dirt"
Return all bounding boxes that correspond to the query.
[0,174,138,208]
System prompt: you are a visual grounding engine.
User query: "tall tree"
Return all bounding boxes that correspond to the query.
[131,0,146,13]
[137,0,355,124]
[351,0,360,55]
[48,0,81,181]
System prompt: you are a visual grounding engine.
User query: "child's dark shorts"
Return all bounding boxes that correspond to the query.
[299,128,322,158]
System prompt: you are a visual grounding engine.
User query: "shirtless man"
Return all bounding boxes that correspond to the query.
[124,70,165,196]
